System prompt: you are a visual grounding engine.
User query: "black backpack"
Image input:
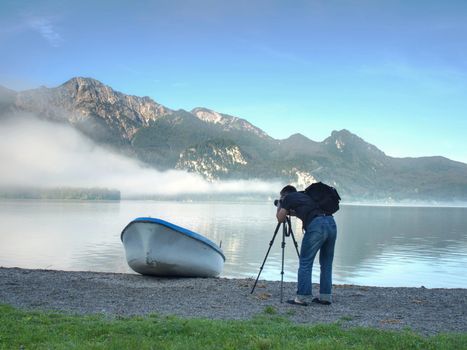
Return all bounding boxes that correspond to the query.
[304,182,341,215]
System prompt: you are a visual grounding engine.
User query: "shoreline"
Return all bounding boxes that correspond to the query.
[2,198,467,208]
[1,267,466,335]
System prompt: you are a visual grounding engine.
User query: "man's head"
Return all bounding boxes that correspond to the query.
[280,185,297,198]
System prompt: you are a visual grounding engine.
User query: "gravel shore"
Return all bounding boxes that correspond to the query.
[1,267,466,335]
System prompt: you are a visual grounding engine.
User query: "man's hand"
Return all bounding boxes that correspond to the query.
[276,208,288,223]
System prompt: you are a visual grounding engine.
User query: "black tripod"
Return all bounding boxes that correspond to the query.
[251,216,300,302]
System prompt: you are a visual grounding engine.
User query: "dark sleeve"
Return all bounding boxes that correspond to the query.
[280,194,295,210]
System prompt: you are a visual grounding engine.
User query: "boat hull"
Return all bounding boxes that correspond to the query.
[121,218,225,277]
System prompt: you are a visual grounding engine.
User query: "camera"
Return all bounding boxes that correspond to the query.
[274,199,281,207]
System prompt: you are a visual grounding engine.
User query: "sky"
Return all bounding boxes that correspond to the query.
[1,0,466,163]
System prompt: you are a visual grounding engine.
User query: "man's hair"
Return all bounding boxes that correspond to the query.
[280,185,297,197]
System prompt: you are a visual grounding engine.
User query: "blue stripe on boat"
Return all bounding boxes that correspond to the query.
[122,217,225,261]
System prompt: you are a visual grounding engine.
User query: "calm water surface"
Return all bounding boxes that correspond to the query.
[1,200,466,288]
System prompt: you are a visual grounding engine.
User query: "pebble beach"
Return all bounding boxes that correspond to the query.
[1,267,466,336]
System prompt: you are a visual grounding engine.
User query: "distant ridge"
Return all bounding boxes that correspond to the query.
[1,77,466,202]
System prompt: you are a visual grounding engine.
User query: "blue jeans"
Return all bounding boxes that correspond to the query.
[297,215,337,302]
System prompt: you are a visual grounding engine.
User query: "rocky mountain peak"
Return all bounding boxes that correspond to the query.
[58,77,170,116]
[191,107,225,124]
[61,76,106,89]
[11,77,173,140]
[191,107,269,138]
[58,77,119,105]
[330,129,357,140]
[324,129,386,161]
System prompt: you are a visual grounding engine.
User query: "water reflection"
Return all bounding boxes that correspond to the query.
[0,200,466,288]
[333,205,467,286]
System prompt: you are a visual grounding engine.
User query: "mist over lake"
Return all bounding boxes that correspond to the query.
[1,199,466,288]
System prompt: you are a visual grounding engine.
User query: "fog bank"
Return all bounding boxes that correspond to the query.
[0,115,279,197]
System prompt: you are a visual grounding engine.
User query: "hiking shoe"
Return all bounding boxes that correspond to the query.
[312,297,331,305]
[286,298,309,306]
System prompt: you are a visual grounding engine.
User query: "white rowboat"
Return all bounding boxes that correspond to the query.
[121,217,225,277]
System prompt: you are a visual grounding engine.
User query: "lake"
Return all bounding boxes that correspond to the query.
[1,200,466,288]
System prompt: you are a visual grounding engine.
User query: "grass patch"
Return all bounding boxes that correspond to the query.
[339,315,354,322]
[263,306,277,315]
[0,304,465,349]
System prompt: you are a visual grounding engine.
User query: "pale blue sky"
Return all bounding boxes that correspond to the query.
[1,0,466,163]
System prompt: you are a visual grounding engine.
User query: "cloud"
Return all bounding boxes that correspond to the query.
[28,17,63,47]
[0,115,278,197]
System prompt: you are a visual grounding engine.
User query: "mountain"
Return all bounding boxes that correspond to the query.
[191,107,270,139]
[1,77,466,202]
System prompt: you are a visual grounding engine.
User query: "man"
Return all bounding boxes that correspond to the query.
[276,185,337,306]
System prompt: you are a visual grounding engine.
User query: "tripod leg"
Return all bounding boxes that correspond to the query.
[280,221,287,303]
[286,217,301,258]
[251,222,281,294]
[290,231,300,258]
